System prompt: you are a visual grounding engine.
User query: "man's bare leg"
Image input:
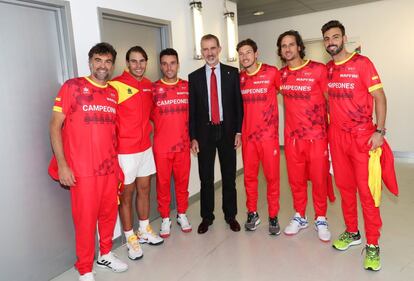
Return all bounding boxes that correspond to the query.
[119,181,143,260]
[119,183,137,231]
[136,175,163,245]
[136,176,151,220]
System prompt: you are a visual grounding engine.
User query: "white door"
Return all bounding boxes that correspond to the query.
[0,1,76,280]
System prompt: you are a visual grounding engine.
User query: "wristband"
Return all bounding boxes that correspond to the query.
[375,128,386,136]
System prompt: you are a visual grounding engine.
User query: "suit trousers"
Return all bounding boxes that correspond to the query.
[197,124,237,221]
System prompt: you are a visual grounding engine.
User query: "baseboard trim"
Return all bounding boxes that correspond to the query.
[394,151,414,159]
[112,235,124,250]
[111,167,245,251]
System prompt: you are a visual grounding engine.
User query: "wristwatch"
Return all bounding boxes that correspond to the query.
[375,128,386,136]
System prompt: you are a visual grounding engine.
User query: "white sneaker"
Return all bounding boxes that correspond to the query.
[96,252,128,272]
[160,218,172,238]
[315,216,331,242]
[79,272,95,281]
[177,214,192,233]
[284,212,308,235]
[126,234,143,260]
[138,225,164,245]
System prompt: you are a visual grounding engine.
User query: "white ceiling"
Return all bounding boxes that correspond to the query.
[232,0,382,25]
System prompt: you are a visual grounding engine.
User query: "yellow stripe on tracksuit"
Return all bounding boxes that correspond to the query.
[108,81,139,104]
[368,83,383,93]
[368,147,382,207]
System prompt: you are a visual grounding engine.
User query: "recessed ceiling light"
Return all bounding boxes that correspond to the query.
[253,11,264,16]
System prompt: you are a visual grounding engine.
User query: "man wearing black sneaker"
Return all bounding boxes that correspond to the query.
[236,38,281,235]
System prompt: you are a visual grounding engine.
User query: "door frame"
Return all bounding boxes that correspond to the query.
[1,0,78,81]
[97,7,172,50]
[97,7,173,247]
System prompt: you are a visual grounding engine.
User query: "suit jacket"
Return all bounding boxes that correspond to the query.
[188,63,243,146]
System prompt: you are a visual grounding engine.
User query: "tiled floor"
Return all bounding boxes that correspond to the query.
[52,153,414,281]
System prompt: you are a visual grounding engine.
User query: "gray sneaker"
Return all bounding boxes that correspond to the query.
[245,212,261,231]
[269,217,281,235]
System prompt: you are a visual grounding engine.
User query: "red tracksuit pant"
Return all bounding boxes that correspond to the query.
[242,139,280,218]
[284,137,329,218]
[329,126,382,245]
[154,151,190,218]
[70,175,118,275]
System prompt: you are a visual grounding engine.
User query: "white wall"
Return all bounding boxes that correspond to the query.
[239,0,414,153]
[66,0,242,200]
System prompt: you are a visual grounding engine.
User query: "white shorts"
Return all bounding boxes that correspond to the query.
[118,147,156,185]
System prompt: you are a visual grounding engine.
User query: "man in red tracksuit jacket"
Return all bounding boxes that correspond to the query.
[277,30,332,242]
[151,48,192,238]
[237,39,281,235]
[49,43,128,281]
[110,46,163,262]
[322,20,397,271]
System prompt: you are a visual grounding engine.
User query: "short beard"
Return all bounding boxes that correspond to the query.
[284,55,295,62]
[243,61,256,70]
[93,72,109,82]
[326,42,344,56]
[130,69,144,80]
[164,74,177,80]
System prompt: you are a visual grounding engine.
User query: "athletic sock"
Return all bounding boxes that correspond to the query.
[139,219,149,232]
[124,229,134,240]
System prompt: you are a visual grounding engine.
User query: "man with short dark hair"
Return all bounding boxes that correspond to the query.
[110,46,163,261]
[236,38,281,235]
[277,30,332,242]
[49,42,128,281]
[322,20,398,271]
[152,48,192,238]
[189,34,243,234]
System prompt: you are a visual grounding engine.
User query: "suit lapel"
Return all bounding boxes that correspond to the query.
[200,66,209,110]
[220,63,229,112]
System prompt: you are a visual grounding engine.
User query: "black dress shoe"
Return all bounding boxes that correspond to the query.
[226,218,241,232]
[197,219,213,234]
